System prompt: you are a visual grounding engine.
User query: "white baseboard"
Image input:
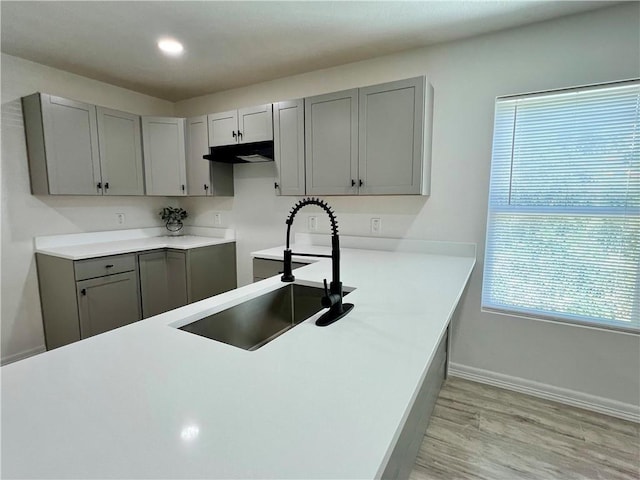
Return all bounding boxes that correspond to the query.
[448,362,640,424]
[1,345,46,366]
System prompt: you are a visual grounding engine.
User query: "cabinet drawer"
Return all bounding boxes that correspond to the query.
[74,254,136,280]
[253,258,307,281]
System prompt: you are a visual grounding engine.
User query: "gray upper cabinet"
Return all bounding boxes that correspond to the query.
[273,99,305,196]
[22,93,145,196]
[207,104,273,147]
[141,116,187,196]
[305,89,359,195]
[186,116,213,196]
[358,76,432,195]
[96,107,144,196]
[186,116,234,197]
[207,110,238,147]
[298,76,433,196]
[22,93,101,195]
[238,105,273,144]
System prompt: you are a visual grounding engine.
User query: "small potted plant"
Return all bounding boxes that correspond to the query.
[160,207,188,235]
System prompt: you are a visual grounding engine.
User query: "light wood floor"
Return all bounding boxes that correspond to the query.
[410,377,640,480]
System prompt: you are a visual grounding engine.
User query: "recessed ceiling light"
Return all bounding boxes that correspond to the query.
[158,38,184,56]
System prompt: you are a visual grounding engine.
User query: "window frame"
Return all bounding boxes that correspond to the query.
[481,79,640,334]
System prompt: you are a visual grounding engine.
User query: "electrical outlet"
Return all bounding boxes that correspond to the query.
[116,213,125,225]
[308,216,318,232]
[214,213,222,226]
[371,217,381,235]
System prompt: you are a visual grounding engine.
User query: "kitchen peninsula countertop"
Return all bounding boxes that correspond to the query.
[34,226,235,260]
[2,234,475,479]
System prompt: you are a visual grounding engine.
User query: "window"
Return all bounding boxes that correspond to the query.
[482,80,639,332]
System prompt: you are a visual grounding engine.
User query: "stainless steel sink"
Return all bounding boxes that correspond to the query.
[179,284,349,351]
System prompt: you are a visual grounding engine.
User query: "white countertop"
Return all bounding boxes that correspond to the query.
[2,235,475,479]
[34,226,235,260]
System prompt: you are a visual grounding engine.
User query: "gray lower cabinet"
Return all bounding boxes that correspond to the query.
[187,243,237,302]
[36,253,141,349]
[37,242,238,348]
[138,250,188,318]
[138,243,237,319]
[77,271,141,338]
[382,329,447,480]
[252,257,307,282]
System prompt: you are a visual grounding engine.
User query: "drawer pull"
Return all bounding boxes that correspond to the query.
[81,288,87,296]
[105,264,114,268]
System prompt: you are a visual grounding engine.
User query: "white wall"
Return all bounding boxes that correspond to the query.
[174,4,640,415]
[0,54,176,363]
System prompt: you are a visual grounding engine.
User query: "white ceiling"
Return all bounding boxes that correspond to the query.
[1,1,617,102]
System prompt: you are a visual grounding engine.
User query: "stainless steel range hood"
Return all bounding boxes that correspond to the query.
[203,141,274,164]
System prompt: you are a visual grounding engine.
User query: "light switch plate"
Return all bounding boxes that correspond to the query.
[371,217,381,235]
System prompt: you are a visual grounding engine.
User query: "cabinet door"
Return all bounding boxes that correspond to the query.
[186,243,237,303]
[186,116,234,196]
[138,251,170,318]
[138,251,188,318]
[96,107,145,195]
[305,90,358,195]
[166,250,188,309]
[208,110,238,147]
[274,100,305,196]
[358,77,425,195]
[141,116,187,196]
[36,253,81,349]
[186,116,212,196]
[40,94,101,195]
[77,271,141,338]
[238,104,273,144]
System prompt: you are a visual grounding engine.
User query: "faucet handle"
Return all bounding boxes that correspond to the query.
[321,278,340,308]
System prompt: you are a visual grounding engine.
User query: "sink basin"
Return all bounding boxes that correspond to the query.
[179,284,350,351]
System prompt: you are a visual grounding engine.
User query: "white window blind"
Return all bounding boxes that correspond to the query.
[482,81,640,332]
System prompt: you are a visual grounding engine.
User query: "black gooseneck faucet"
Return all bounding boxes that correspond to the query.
[281,198,354,326]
